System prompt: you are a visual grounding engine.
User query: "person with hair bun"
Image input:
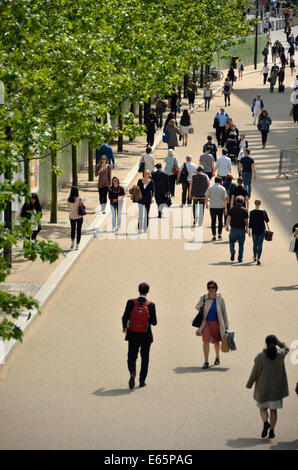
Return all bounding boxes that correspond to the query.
[195,281,229,370]
[246,335,289,439]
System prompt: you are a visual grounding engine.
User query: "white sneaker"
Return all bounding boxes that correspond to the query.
[70,242,75,249]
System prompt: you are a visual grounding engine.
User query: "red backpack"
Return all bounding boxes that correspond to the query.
[129,299,150,333]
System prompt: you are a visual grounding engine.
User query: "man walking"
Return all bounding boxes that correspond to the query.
[187,79,197,109]
[96,141,115,167]
[251,95,264,125]
[226,195,249,262]
[179,155,197,206]
[203,135,217,161]
[189,166,210,226]
[215,148,232,182]
[122,282,157,389]
[155,94,167,129]
[230,177,249,210]
[213,108,229,147]
[199,145,215,180]
[151,163,169,218]
[290,88,298,123]
[205,176,228,240]
[239,149,256,198]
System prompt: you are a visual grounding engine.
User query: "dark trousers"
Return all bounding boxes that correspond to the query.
[146,131,155,147]
[204,97,211,110]
[98,186,109,204]
[188,93,195,105]
[224,94,231,106]
[156,112,163,128]
[31,226,41,240]
[169,174,176,196]
[261,130,269,146]
[70,218,83,244]
[263,73,268,85]
[127,340,151,384]
[210,208,224,235]
[181,181,191,205]
[216,126,226,146]
[293,104,298,123]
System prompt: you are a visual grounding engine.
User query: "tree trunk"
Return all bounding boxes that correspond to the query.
[183,74,189,98]
[199,65,204,88]
[139,103,143,125]
[117,112,123,152]
[23,154,30,189]
[71,144,78,187]
[88,142,94,181]
[50,126,57,224]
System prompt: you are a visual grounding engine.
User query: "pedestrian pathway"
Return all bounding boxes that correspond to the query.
[0,30,297,450]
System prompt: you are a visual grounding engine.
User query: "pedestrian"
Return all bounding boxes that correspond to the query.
[271,43,278,62]
[213,108,229,147]
[295,34,298,50]
[291,74,298,90]
[151,163,169,218]
[137,170,155,232]
[199,145,215,180]
[179,109,191,146]
[258,110,272,148]
[164,149,179,197]
[67,186,84,250]
[248,199,270,265]
[223,174,236,224]
[290,89,298,123]
[189,166,210,226]
[225,195,249,262]
[139,147,155,174]
[145,109,157,147]
[215,148,232,182]
[203,135,217,161]
[222,77,233,106]
[96,141,115,167]
[203,83,213,111]
[269,68,278,93]
[163,112,177,133]
[95,156,112,213]
[289,57,295,76]
[251,95,264,125]
[187,78,197,109]
[262,45,269,65]
[261,64,269,85]
[288,42,295,59]
[205,176,228,241]
[178,155,197,206]
[170,88,180,117]
[238,133,248,158]
[291,222,298,260]
[280,49,287,68]
[223,117,234,148]
[225,123,239,161]
[239,149,256,198]
[237,59,244,80]
[230,177,249,210]
[195,280,229,370]
[227,66,236,85]
[122,282,157,389]
[164,118,182,150]
[155,94,167,128]
[108,176,125,232]
[278,66,285,91]
[246,335,289,439]
[20,193,42,241]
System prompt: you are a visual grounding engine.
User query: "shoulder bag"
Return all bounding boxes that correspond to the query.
[192,295,206,328]
[78,199,86,216]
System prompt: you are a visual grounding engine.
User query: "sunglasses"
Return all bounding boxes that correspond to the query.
[207,285,216,289]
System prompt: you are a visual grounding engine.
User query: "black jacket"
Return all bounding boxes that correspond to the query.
[137,179,155,204]
[151,170,169,196]
[122,296,157,343]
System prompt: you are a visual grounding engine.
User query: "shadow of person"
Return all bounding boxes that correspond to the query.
[272,284,298,291]
[270,439,298,450]
[173,366,229,374]
[226,438,271,449]
[93,387,133,397]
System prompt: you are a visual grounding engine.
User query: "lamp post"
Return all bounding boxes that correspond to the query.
[254,0,259,70]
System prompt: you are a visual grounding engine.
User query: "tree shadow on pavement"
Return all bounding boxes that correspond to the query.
[93,387,132,397]
[173,366,229,374]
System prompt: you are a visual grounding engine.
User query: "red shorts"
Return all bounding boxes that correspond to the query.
[202,321,221,344]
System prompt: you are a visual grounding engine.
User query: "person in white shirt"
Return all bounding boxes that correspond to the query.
[290,90,298,123]
[291,75,298,90]
[139,147,155,173]
[215,149,232,182]
[261,64,269,85]
[180,155,197,205]
[251,95,264,125]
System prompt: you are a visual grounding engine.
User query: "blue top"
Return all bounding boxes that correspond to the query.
[206,298,218,322]
[96,144,115,165]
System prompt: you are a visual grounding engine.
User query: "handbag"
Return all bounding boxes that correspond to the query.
[192,295,206,328]
[162,134,169,143]
[265,230,273,241]
[221,333,230,353]
[172,164,179,174]
[78,204,86,216]
[289,233,296,252]
[188,127,194,134]
[138,160,145,173]
[213,117,219,129]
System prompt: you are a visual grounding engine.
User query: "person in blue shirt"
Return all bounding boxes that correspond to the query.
[214,108,229,147]
[96,142,115,167]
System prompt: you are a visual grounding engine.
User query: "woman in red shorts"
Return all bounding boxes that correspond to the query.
[195,280,229,369]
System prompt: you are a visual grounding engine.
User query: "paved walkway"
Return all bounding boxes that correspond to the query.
[0,27,297,450]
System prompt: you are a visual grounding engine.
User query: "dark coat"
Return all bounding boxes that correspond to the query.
[122,297,157,343]
[151,170,169,197]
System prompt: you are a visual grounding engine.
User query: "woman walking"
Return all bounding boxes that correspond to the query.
[237,59,244,80]
[223,77,233,106]
[164,118,182,150]
[246,335,289,439]
[20,193,42,241]
[179,109,191,146]
[258,110,272,148]
[95,156,112,213]
[195,280,229,370]
[164,149,179,196]
[261,64,269,85]
[109,177,125,232]
[67,186,84,250]
[249,200,270,265]
[137,170,155,232]
[203,84,213,111]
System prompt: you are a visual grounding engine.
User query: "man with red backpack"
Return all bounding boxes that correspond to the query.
[122,282,157,390]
